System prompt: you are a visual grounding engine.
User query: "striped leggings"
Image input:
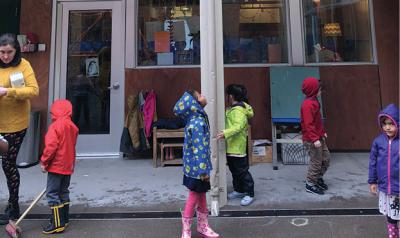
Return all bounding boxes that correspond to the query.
[1,129,26,203]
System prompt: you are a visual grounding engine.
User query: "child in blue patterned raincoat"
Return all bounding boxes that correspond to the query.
[173,90,219,238]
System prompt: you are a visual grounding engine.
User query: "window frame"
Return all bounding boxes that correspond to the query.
[222,0,291,66]
[125,0,377,69]
[125,0,136,68]
[299,0,378,66]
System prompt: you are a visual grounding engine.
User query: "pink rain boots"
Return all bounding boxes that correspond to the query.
[181,216,193,238]
[387,223,399,238]
[196,210,219,238]
[165,148,175,160]
[169,147,175,160]
[165,148,170,160]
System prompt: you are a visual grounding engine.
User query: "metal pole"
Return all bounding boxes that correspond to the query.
[200,0,227,216]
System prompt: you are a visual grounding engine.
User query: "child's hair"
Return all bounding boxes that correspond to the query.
[380,116,387,124]
[226,84,248,103]
[0,33,20,50]
[379,115,393,127]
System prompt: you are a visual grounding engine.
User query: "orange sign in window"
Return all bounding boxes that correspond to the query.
[154,31,170,53]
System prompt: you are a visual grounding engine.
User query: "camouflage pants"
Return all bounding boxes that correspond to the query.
[304,138,330,185]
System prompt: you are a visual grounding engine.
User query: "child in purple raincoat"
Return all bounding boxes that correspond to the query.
[368,103,399,238]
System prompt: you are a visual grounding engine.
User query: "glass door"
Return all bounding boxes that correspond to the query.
[58,1,124,157]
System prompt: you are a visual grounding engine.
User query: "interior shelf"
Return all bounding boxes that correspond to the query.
[161,158,183,166]
[69,52,98,57]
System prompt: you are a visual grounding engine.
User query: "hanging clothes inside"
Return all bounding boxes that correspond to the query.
[121,90,157,154]
[143,90,157,138]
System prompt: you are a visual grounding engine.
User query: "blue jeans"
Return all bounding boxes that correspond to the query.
[46,172,71,206]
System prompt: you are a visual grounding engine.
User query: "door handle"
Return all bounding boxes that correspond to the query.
[108,82,120,90]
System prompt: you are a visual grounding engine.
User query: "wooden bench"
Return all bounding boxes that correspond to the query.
[160,142,184,166]
[152,125,252,166]
[152,127,184,167]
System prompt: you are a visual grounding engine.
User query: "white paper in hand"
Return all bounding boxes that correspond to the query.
[9,72,25,88]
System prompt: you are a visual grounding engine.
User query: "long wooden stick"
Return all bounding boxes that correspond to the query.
[14,188,46,226]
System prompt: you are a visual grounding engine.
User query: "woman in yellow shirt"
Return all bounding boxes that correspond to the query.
[0,33,39,224]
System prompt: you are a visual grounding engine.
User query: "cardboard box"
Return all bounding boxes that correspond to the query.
[251,140,272,163]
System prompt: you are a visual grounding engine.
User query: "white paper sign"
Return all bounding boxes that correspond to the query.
[253,139,272,146]
[9,72,25,88]
[252,146,266,156]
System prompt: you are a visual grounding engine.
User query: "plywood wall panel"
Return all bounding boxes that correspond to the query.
[373,0,399,106]
[224,67,271,140]
[125,68,201,119]
[320,65,381,150]
[20,0,52,148]
[125,67,271,140]
[126,66,382,150]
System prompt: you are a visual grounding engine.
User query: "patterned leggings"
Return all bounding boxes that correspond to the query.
[1,129,26,203]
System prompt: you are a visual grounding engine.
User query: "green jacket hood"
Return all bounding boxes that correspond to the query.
[231,102,254,119]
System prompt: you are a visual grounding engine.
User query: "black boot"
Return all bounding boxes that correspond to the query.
[8,201,20,220]
[42,205,65,234]
[0,201,20,225]
[63,202,70,227]
[0,203,12,225]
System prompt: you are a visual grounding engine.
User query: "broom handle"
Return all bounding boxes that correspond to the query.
[15,188,46,226]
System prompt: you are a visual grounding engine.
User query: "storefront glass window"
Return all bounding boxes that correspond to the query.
[137,0,200,66]
[303,0,373,63]
[66,10,112,134]
[222,0,288,64]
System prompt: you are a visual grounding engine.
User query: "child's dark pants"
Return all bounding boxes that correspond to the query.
[46,172,71,206]
[227,155,254,197]
[304,137,330,185]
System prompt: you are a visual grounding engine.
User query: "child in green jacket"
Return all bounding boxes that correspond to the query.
[216,84,255,206]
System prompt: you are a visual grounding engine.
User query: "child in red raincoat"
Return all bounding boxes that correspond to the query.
[40,99,79,234]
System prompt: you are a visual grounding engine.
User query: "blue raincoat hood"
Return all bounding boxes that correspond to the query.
[173,92,208,124]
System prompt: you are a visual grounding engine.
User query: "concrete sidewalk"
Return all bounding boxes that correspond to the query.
[0,216,387,238]
[0,153,375,213]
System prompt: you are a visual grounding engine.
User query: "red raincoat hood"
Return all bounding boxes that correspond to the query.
[51,99,73,121]
[302,77,320,98]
